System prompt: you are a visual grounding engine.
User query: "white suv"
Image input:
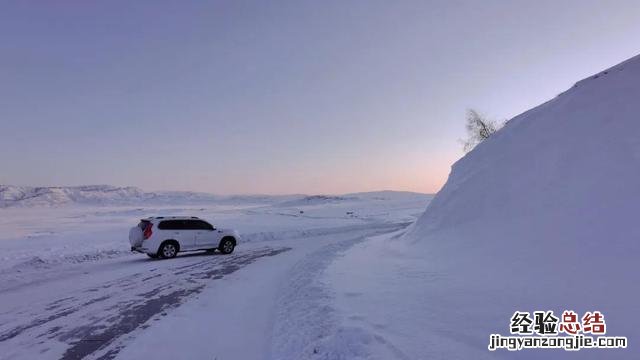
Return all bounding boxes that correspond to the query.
[129,216,239,259]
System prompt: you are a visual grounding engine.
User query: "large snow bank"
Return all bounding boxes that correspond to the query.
[403,55,640,358]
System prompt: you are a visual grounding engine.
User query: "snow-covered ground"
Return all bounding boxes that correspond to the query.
[0,191,431,359]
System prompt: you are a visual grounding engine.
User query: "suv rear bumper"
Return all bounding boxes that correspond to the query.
[131,246,148,254]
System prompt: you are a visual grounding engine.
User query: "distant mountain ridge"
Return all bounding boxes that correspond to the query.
[0,185,431,208]
[0,185,277,208]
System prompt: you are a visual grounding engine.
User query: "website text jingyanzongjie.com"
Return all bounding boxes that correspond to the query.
[488,334,627,351]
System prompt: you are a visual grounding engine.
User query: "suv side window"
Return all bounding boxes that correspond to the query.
[158,220,184,230]
[182,220,198,230]
[196,220,214,231]
[184,220,213,230]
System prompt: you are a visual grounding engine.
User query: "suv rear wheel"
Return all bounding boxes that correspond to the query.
[159,241,178,259]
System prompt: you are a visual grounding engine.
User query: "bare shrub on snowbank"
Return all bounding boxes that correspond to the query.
[462,109,502,152]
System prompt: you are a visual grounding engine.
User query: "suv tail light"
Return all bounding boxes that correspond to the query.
[143,223,153,240]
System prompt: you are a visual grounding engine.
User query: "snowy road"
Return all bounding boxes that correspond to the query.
[0,222,410,360]
[0,193,430,359]
[0,246,290,359]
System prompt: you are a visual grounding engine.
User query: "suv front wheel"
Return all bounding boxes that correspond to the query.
[218,238,235,254]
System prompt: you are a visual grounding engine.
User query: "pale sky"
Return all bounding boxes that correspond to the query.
[1,0,639,194]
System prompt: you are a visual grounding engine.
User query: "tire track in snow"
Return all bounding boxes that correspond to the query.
[269,223,411,360]
[0,247,290,360]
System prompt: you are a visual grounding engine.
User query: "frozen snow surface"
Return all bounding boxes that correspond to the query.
[0,190,431,359]
[323,55,640,359]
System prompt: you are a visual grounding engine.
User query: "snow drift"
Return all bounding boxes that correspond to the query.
[405,55,640,358]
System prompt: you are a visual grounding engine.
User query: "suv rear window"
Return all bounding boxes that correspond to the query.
[138,220,151,229]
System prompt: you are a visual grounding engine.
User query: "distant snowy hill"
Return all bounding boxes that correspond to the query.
[0,185,147,207]
[403,55,640,358]
[274,191,431,207]
[0,185,295,208]
[346,190,431,201]
[0,185,430,208]
[275,195,359,207]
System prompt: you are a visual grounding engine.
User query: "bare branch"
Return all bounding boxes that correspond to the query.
[462,109,500,153]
